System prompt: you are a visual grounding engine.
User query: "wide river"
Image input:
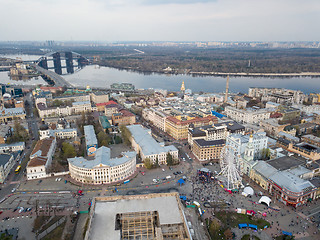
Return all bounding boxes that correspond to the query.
[1,54,319,93]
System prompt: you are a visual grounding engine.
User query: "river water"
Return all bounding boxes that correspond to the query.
[0,54,319,93]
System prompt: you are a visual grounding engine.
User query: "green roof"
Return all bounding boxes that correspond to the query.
[99,116,111,129]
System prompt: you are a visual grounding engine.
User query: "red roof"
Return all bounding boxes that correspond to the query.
[105,100,118,105]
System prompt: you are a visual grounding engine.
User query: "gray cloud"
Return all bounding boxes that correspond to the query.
[0,0,319,41]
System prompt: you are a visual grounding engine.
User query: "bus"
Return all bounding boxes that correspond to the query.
[15,165,21,174]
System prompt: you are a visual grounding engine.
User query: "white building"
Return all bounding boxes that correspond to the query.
[36,100,92,118]
[0,142,25,153]
[0,153,16,183]
[142,107,169,132]
[68,146,136,184]
[225,106,270,124]
[26,137,56,180]
[126,124,178,165]
[226,132,268,160]
[39,128,77,140]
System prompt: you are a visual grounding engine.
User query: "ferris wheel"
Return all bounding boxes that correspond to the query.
[218,145,243,190]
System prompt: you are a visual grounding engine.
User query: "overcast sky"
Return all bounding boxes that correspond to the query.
[1,0,319,42]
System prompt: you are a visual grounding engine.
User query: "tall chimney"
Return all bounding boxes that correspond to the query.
[224,75,229,103]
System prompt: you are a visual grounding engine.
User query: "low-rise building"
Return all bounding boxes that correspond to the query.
[127,124,178,165]
[259,118,289,137]
[68,146,136,185]
[37,100,92,118]
[99,116,113,132]
[84,125,98,157]
[301,134,320,147]
[192,139,225,162]
[0,153,15,183]
[0,106,26,123]
[0,142,25,153]
[26,137,56,180]
[225,106,270,125]
[111,109,136,126]
[251,160,316,207]
[105,103,121,117]
[90,91,109,104]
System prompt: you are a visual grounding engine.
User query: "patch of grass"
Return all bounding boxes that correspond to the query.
[215,211,270,229]
[43,220,66,240]
[39,216,63,233]
[33,216,51,232]
[0,232,13,240]
[275,235,295,240]
[242,235,260,240]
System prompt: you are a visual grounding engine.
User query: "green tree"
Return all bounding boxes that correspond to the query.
[166,152,174,166]
[120,126,132,146]
[114,135,122,144]
[62,142,76,159]
[153,157,159,168]
[6,120,29,143]
[144,158,153,169]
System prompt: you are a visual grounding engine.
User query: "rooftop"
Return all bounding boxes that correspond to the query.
[0,154,12,166]
[89,192,190,240]
[267,156,304,171]
[127,125,178,156]
[84,125,98,146]
[194,139,225,147]
[68,146,136,169]
[30,137,55,159]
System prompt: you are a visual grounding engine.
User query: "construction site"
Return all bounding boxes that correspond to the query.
[84,192,192,240]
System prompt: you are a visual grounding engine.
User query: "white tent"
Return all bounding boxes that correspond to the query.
[259,196,272,206]
[243,187,254,196]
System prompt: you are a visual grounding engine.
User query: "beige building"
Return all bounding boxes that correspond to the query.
[27,137,56,180]
[37,100,92,118]
[68,146,136,184]
[90,91,109,104]
[225,106,270,125]
[165,115,218,140]
[259,119,289,137]
[192,139,225,162]
[111,109,136,126]
[0,106,26,123]
[142,107,168,132]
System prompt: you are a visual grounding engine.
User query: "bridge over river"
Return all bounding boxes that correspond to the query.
[34,65,73,88]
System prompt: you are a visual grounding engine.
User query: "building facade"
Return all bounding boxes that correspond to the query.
[225,106,270,124]
[192,139,225,162]
[26,137,56,180]
[165,115,218,140]
[111,109,136,126]
[0,153,15,183]
[127,124,178,165]
[84,125,98,157]
[68,147,136,184]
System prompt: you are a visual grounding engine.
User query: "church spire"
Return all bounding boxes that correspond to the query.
[180,81,185,93]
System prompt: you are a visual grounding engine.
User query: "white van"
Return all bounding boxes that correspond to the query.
[166,175,171,179]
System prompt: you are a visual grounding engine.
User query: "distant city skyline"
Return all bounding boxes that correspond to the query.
[0,0,319,42]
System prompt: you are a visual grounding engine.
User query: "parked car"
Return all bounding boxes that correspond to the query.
[141,172,145,176]
[162,169,165,172]
[11,188,16,193]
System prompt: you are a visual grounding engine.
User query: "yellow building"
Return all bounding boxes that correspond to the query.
[165,115,217,140]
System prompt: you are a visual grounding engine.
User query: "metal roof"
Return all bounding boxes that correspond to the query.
[68,146,136,169]
[127,125,178,156]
